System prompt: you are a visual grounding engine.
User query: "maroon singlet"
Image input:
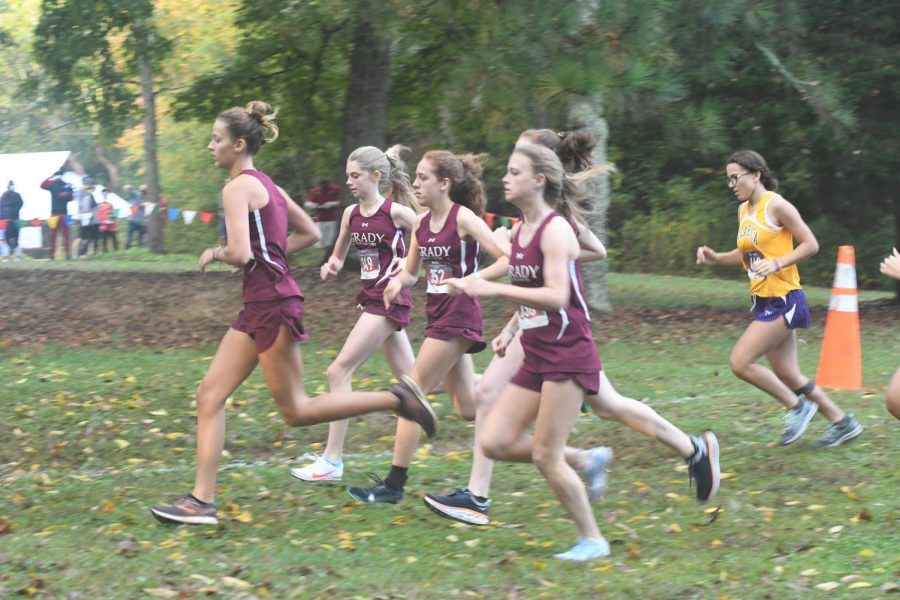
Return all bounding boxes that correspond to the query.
[349,198,413,310]
[509,211,600,375]
[416,203,482,331]
[239,169,302,303]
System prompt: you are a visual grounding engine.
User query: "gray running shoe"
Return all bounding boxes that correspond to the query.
[423,489,490,525]
[813,414,863,448]
[151,494,217,525]
[779,397,818,445]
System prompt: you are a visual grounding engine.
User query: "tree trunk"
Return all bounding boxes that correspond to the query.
[93,144,119,191]
[569,99,613,313]
[335,16,391,264]
[138,51,165,253]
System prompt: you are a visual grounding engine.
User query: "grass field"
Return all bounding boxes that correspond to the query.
[0,254,897,598]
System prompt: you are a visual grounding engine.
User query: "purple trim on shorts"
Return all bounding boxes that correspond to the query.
[751,289,810,330]
[510,366,601,395]
[359,301,411,330]
[425,325,486,354]
[232,296,307,353]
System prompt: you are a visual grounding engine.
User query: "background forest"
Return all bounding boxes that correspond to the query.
[1,0,897,295]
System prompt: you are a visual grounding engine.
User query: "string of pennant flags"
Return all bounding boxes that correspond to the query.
[0,203,214,232]
[0,206,519,233]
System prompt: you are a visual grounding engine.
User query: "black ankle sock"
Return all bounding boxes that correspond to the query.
[189,494,211,506]
[384,466,408,491]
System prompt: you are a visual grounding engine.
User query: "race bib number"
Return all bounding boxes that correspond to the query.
[518,305,549,330]
[426,260,450,294]
[359,248,381,280]
[743,251,765,280]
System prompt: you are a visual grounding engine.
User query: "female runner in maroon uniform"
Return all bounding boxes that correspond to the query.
[291,146,421,482]
[344,151,508,505]
[424,130,719,525]
[450,143,714,561]
[150,103,435,525]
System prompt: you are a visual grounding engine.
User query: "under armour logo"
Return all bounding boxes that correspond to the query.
[515,252,524,259]
[362,222,369,228]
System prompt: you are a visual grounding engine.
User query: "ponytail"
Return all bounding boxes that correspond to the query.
[217,101,278,156]
[348,144,421,212]
[422,150,487,217]
[384,145,422,213]
[514,143,614,225]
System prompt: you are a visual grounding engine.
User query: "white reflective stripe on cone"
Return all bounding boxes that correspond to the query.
[832,263,857,289]
[828,294,858,313]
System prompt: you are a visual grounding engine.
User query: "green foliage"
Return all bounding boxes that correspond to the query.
[32,0,171,143]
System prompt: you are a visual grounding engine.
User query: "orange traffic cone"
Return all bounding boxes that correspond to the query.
[816,246,862,389]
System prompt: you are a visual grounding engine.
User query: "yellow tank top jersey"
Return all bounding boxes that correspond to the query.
[736,191,802,297]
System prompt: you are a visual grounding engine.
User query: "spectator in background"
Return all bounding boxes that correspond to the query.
[77,176,99,258]
[125,184,146,249]
[305,177,341,264]
[0,180,24,261]
[97,188,119,252]
[41,167,74,259]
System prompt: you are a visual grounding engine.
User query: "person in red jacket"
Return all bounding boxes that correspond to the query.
[305,177,340,264]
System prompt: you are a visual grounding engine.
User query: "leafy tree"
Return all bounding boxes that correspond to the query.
[32,0,171,250]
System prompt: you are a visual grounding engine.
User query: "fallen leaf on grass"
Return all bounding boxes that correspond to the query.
[847,582,872,590]
[815,582,840,591]
[220,576,251,589]
[142,589,178,598]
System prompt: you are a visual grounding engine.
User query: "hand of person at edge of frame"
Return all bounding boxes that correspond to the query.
[198,247,216,272]
[321,259,340,281]
[383,277,402,309]
[492,329,513,357]
[491,226,512,254]
[696,245,717,265]
[446,275,486,297]
[881,247,900,280]
[387,257,404,278]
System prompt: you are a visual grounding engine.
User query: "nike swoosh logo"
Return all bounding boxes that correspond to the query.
[311,470,335,479]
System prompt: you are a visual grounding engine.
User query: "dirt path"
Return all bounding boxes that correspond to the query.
[1,269,895,350]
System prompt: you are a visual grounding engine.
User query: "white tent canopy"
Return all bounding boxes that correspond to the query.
[0,151,131,249]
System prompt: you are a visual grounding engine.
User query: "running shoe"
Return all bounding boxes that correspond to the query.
[579,446,613,503]
[812,414,863,448]
[687,431,720,503]
[347,473,404,504]
[553,537,611,561]
[391,375,437,438]
[150,494,217,525]
[779,396,818,445]
[290,454,343,482]
[423,489,490,525]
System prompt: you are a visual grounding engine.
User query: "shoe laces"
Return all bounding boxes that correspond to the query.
[362,472,388,490]
[298,452,322,463]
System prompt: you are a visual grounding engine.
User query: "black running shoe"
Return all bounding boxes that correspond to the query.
[686,431,720,503]
[391,374,437,437]
[347,473,404,505]
[151,494,218,525]
[423,489,490,525]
